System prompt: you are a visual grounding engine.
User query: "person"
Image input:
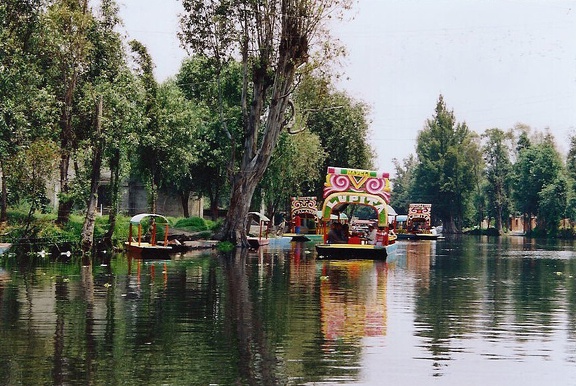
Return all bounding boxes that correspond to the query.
[367,224,377,245]
[294,215,301,234]
[342,223,350,243]
[327,222,346,244]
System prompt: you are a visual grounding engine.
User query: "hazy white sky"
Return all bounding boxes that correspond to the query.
[118,0,576,174]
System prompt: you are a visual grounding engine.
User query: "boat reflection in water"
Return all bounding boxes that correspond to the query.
[320,260,391,341]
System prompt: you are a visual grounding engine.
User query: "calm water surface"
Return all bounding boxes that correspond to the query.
[1,236,576,385]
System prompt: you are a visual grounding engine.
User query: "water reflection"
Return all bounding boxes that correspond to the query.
[2,237,576,384]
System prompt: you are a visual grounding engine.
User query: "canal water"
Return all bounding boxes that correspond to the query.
[1,236,576,385]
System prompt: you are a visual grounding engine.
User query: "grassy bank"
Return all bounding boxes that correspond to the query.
[0,209,220,250]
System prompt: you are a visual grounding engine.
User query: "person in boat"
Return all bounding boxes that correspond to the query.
[342,223,350,243]
[367,224,377,245]
[327,222,346,244]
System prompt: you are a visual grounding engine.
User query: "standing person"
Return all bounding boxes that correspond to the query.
[294,215,302,234]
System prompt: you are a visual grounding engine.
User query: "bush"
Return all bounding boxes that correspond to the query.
[173,217,208,232]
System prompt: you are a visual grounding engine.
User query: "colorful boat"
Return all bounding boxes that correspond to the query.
[279,196,323,241]
[125,214,172,258]
[395,203,440,240]
[315,166,397,260]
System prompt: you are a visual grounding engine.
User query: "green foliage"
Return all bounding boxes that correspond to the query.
[5,140,59,210]
[259,129,326,215]
[412,95,480,233]
[512,132,564,233]
[390,155,417,214]
[173,217,209,232]
[482,128,513,233]
[294,74,375,197]
[216,241,235,252]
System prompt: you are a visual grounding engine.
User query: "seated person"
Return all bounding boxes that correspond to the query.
[366,224,377,245]
[327,222,346,244]
[341,224,350,243]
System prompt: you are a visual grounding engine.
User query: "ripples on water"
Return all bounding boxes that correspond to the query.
[1,235,576,385]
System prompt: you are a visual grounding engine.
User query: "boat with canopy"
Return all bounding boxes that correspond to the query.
[125,214,172,258]
[315,167,397,260]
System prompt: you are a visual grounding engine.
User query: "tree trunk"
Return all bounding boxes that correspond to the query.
[103,149,120,249]
[180,190,190,217]
[217,173,258,247]
[81,97,103,255]
[496,207,503,235]
[0,162,7,223]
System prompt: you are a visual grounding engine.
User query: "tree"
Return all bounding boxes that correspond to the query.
[179,0,353,246]
[0,0,59,223]
[538,175,568,237]
[512,130,564,235]
[155,80,201,217]
[176,56,243,221]
[482,128,513,234]
[44,0,95,225]
[294,74,374,197]
[413,95,479,233]
[258,129,326,223]
[390,155,417,215]
[565,134,576,227]
[79,0,132,253]
[129,40,161,213]
[4,140,59,235]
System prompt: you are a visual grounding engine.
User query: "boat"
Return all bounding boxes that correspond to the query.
[315,166,397,260]
[247,212,271,248]
[125,213,173,258]
[280,196,322,241]
[394,203,441,240]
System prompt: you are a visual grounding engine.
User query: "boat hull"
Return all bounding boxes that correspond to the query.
[247,237,270,248]
[283,233,324,242]
[316,243,397,260]
[125,242,173,259]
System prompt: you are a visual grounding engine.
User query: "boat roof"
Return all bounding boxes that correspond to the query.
[129,213,170,225]
[248,212,270,222]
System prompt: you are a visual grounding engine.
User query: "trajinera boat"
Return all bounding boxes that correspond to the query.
[315,166,397,260]
[125,213,172,258]
[395,203,440,240]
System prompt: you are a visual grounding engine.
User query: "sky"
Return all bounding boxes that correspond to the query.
[117,0,576,175]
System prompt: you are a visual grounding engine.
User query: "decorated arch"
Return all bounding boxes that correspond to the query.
[321,167,391,227]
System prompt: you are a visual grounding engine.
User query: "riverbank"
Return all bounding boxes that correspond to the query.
[0,210,220,254]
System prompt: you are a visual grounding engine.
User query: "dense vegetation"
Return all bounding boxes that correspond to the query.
[390,95,574,238]
[0,0,374,251]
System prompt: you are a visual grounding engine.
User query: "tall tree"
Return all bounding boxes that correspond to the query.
[129,40,161,213]
[155,80,201,217]
[80,0,130,253]
[512,131,564,235]
[179,0,352,246]
[44,0,95,225]
[0,0,58,222]
[482,128,513,234]
[413,95,479,233]
[176,56,243,221]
